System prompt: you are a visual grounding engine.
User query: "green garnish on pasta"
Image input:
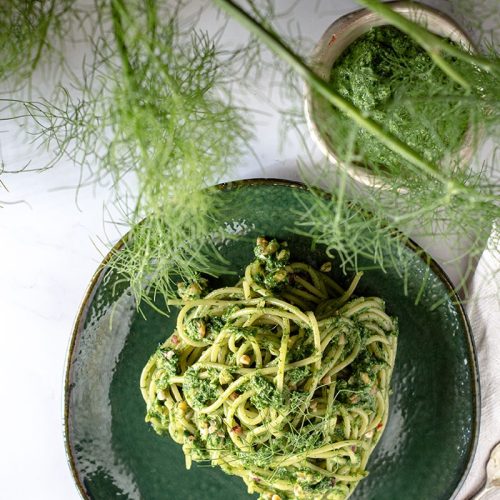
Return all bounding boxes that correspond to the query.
[141,238,398,499]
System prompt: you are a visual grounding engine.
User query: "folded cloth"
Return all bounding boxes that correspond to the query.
[458,228,500,499]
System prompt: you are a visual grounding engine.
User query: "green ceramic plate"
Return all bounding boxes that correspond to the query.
[64,179,479,500]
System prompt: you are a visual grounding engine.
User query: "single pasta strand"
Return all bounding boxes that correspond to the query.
[273,440,366,467]
[308,311,322,371]
[277,317,290,391]
[293,274,328,299]
[337,271,364,307]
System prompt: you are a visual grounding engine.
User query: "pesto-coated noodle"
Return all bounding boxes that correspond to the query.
[141,238,398,500]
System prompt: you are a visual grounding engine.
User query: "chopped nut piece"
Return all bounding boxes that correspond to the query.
[322,375,332,385]
[256,236,268,248]
[157,389,167,401]
[239,354,251,365]
[271,495,282,500]
[188,282,202,295]
[274,269,288,282]
[277,249,289,261]
[263,240,279,255]
[178,401,188,412]
[364,430,374,439]
[320,262,332,273]
[198,321,206,338]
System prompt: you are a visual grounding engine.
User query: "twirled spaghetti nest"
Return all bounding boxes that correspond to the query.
[141,238,397,500]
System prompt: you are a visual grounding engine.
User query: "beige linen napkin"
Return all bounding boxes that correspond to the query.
[458,229,500,500]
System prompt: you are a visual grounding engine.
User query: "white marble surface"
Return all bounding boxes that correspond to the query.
[0,1,498,499]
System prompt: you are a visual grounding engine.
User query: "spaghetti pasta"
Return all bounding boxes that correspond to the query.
[141,238,398,499]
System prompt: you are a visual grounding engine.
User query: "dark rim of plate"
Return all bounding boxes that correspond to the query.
[62,178,480,500]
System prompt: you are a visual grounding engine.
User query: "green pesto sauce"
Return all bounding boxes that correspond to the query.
[329,25,469,174]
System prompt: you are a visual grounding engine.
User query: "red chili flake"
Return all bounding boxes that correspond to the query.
[351,445,357,452]
[171,335,180,345]
[377,423,384,430]
[328,34,337,46]
[231,425,243,435]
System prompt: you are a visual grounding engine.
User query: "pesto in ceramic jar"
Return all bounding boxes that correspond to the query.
[329,25,469,174]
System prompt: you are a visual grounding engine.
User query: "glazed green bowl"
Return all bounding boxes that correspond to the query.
[64,179,479,500]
